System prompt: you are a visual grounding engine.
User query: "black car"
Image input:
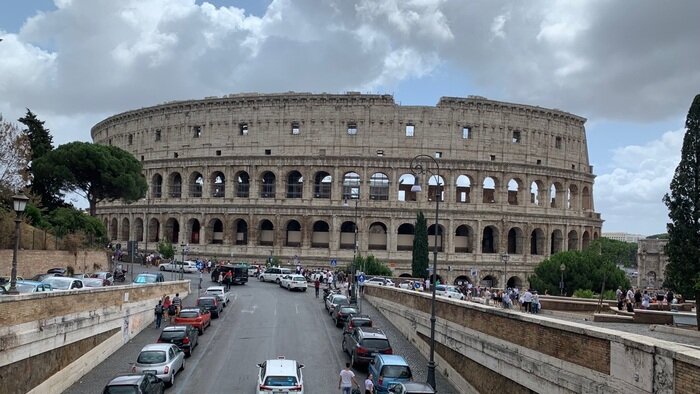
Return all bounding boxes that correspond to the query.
[343,314,373,334]
[103,373,164,394]
[196,296,223,318]
[210,264,249,285]
[333,305,360,327]
[157,325,198,357]
[342,327,393,367]
[47,267,67,275]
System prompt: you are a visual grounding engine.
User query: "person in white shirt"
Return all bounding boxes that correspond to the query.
[338,363,358,394]
[424,278,430,292]
[522,289,533,313]
[364,373,375,394]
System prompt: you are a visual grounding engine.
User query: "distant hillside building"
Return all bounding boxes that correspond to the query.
[637,239,668,289]
[602,232,645,243]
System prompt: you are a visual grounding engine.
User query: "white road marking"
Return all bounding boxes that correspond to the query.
[241,304,257,314]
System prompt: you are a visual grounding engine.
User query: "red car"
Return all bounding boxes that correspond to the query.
[174,308,211,334]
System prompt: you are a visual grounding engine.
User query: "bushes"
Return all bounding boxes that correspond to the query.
[573,289,595,298]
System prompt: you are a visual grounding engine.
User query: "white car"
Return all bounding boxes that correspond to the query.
[159,260,197,273]
[256,356,304,394]
[280,275,308,291]
[365,277,395,286]
[399,280,424,291]
[41,276,85,291]
[205,286,231,307]
[132,343,185,387]
[435,284,465,300]
[258,267,293,283]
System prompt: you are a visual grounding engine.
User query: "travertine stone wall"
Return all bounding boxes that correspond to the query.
[0,249,109,278]
[91,92,603,287]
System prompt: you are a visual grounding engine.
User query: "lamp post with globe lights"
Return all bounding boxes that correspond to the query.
[9,193,30,295]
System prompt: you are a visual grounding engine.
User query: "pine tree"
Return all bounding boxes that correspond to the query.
[18,109,62,209]
[663,94,700,298]
[412,211,429,278]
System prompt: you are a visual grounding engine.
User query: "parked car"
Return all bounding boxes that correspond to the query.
[366,277,395,287]
[46,267,67,275]
[102,373,164,394]
[157,325,198,357]
[256,356,304,394]
[196,296,223,318]
[280,274,307,291]
[332,305,360,327]
[0,275,24,285]
[343,327,393,367]
[131,344,184,387]
[388,382,436,394]
[258,267,292,284]
[369,354,413,393]
[343,314,373,335]
[325,294,350,315]
[435,284,465,300]
[30,273,61,282]
[72,274,105,287]
[41,276,85,291]
[211,263,249,285]
[133,273,165,284]
[158,261,197,273]
[0,280,52,294]
[174,307,211,334]
[91,271,114,286]
[204,286,230,307]
[398,280,424,291]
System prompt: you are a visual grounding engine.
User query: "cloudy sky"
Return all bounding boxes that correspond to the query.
[1,0,698,235]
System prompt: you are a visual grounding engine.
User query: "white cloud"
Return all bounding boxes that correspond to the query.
[595,129,684,234]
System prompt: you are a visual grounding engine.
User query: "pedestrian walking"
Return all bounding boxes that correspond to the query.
[172,293,182,316]
[225,270,233,291]
[154,300,164,328]
[364,373,375,394]
[338,363,359,394]
[314,278,320,298]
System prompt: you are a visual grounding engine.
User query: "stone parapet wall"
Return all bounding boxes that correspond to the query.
[0,249,110,278]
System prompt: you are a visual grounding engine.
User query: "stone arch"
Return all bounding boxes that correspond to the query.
[482,176,498,203]
[188,171,204,198]
[339,221,357,250]
[233,219,248,245]
[455,174,472,203]
[582,186,592,210]
[399,273,413,278]
[311,220,330,248]
[286,170,303,199]
[507,276,523,289]
[482,274,498,288]
[507,178,523,205]
[568,184,579,209]
[188,218,201,244]
[110,218,118,240]
[427,224,445,252]
[567,230,579,251]
[369,172,389,200]
[507,227,525,254]
[258,219,274,246]
[148,218,159,242]
[313,171,332,199]
[550,229,563,254]
[550,182,564,208]
[398,173,416,201]
[593,231,599,240]
[530,180,545,206]
[260,171,276,198]
[397,223,414,251]
[121,217,130,240]
[530,228,545,255]
[454,225,474,253]
[207,218,224,244]
[168,172,182,198]
[482,225,499,254]
[152,173,163,198]
[235,171,250,198]
[646,271,657,288]
[368,222,388,250]
[133,218,144,242]
[211,171,225,198]
[343,171,361,199]
[165,218,180,244]
[582,230,591,249]
[454,275,471,285]
[428,175,445,202]
[286,220,302,247]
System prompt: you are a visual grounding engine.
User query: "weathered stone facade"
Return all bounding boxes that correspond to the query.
[91,92,603,287]
[637,239,669,289]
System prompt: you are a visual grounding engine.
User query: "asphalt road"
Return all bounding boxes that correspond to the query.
[65,273,458,393]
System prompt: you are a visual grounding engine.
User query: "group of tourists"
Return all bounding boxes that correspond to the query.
[616,287,683,312]
[153,293,182,328]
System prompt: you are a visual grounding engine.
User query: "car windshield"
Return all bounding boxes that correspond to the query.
[333,296,349,305]
[353,319,371,327]
[362,338,390,349]
[137,350,166,364]
[264,375,298,386]
[381,365,411,379]
[159,331,185,340]
[198,299,215,306]
[179,311,199,318]
[104,386,139,394]
[340,307,358,314]
[134,275,156,283]
[16,283,38,293]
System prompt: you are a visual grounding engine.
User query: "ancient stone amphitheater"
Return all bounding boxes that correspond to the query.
[92,92,602,287]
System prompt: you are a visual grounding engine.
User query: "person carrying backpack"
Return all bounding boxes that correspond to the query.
[154,300,164,328]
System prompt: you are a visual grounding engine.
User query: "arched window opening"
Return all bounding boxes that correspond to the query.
[507,227,524,254]
[314,172,332,199]
[456,175,471,203]
[427,224,444,252]
[110,218,118,240]
[483,177,496,203]
[260,171,276,198]
[286,220,302,247]
[258,220,274,246]
[133,218,144,242]
[530,181,543,206]
[482,275,498,288]
[148,218,159,242]
[208,219,224,244]
[482,226,499,254]
[234,219,248,245]
[236,171,250,198]
[455,225,473,253]
[211,172,225,198]
[582,186,592,210]
[428,175,445,202]
[397,223,415,251]
[152,174,163,198]
[189,219,201,244]
[398,174,416,202]
[311,221,330,248]
[169,173,182,198]
[507,276,523,289]
[369,173,389,200]
[551,229,563,254]
[582,230,591,249]
[286,171,303,198]
[507,179,520,205]
[567,230,579,251]
[165,218,179,244]
[189,172,203,198]
[339,221,357,250]
[567,184,579,209]
[343,172,361,200]
[368,222,388,250]
[121,218,130,240]
[530,228,545,255]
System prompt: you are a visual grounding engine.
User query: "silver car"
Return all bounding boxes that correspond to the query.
[132,343,185,387]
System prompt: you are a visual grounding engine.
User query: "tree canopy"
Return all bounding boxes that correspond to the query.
[412,211,429,278]
[663,93,700,297]
[589,237,638,267]
[353,255,392,276]
[0,114,30,205]
[32,142,147,215]
[18,110,63,209]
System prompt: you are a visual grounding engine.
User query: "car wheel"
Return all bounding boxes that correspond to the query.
[303,288,307,292]
[276,278,281,284]
[159,266,165,271]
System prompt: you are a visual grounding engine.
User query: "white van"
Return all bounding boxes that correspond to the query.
[258,267,293,284]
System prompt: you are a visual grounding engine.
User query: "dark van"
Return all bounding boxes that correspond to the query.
[211,264,249,285]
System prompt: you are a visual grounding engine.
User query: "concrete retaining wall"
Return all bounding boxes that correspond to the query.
[0,281,189,394]
[364,285,700,394]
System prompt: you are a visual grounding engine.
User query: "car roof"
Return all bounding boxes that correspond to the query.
[350,314,371,320]
[198,296,217,301]
[206,286,225,291]
[357,327,386,338]
[376,354,408,366]
[161,325,189,332]
[399,382,435,392]
[180,308,200,312]
[141,343,174,351]
[16,280,43,285]
[107,374,146,385]
[263,358,299,375]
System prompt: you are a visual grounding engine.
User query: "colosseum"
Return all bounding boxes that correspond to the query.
[91,92,603,288]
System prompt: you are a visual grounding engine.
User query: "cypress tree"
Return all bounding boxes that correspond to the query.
[663,94,700,298]
[18,109,62,209]
[412,211,429,278]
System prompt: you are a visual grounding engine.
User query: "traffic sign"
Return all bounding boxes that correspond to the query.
[358,274,365,283]
[330,259,337,267]
[196,261,204,270]
[414,281,421,290]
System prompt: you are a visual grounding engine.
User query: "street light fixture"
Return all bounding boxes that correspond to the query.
[410,154,441,390]
[9,193,29,295]
[501,253,510,289]
[560,263,566,296]
[343,194,360,306]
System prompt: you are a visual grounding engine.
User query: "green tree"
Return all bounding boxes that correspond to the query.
[32,142,148,216]
[355,255,392,276]
[587,237,637,267]
[18,110,63,209]
[412,211,429,278]
[157,239,175,260]
[528,251,629,296]
[663,94,700,298]
[47,207,107,246]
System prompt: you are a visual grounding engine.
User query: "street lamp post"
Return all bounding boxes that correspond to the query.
[9,193,29,295]
[180,243,189,280]
[344,195,360,307]
[501,253,510,290]
[410,154,441,390]
[560,263,566,296]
